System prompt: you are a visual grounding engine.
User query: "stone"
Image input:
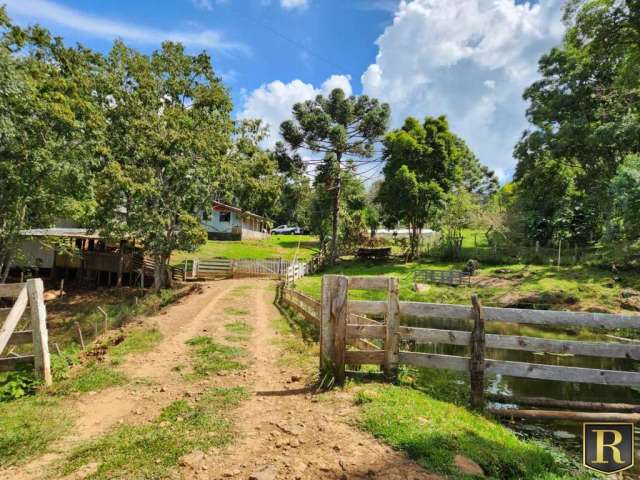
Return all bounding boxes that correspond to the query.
[179,450,206,470]
[249,467,277,480]
[454,455,484,477]
[622,297,640,312]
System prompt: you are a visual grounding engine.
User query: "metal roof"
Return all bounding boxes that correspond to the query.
[20,228,103,239]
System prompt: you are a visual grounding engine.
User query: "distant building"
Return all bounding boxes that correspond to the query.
[201,201,269,241]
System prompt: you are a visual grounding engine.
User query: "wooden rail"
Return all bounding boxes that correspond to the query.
[287,275,640,414]
[414,269,471,286]
[0,279,51,384]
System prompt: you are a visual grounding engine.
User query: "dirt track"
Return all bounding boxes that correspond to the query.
[3,279,438,480]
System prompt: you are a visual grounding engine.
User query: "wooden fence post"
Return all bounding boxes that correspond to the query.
[320,275,349,386]
[27,279,52,386]
[333,276,349,386]
[384,277,400,381]
[469,294,485,410]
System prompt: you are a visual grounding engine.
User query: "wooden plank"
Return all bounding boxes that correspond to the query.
[489,409,640,424]
[398,327,640,360]
[332,276,349,386]
[349,313,381,326]
[28,279,52,386]
[345,350,385,365]
[481,306,640,329]
[485,358,640,387]
[0,283,26,298]
[399,351,640,386]
[487,394,640,413]
[348,276,391,291]
[399,351,469,371]
[399,302,472,321]
[0,355,34,372]
[346,324,386,340]
[8,330,33,346]
[349,300,386,316]
[385,277,400,380]
[0,286,28,356]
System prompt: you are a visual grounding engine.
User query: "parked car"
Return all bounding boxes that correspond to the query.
[271,225,302,235]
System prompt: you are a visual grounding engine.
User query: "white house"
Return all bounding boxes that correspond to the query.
[201,201,269,241]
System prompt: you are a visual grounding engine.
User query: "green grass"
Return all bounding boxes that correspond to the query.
[223,307,249,316]
[59,387,248,480]
[353,385,589,480]
[271,309,318,369]
[185,336,245,377]
[294,257,640,314]
[0,395,72,467]
[109,328,163,362]
[53,362,128,395]
[224,321,252,343]
[172,234,320,263]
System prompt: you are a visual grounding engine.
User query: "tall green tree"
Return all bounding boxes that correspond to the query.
[606,154,640,245]
[0,10,105,282]
[280,89,389,261]
[378,116,482,259]
[514,0,640,244]
[94,41,233,291]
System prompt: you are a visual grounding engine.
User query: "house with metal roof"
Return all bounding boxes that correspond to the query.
[201,201,269,241]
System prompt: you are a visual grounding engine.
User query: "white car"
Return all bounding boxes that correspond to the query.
[271,225,301,235]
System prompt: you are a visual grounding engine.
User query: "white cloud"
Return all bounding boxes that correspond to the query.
[5,0,249,54]
[321,74,353,97]
[280,0,309,10]
[239,75,353,147]
[361,0,565,180]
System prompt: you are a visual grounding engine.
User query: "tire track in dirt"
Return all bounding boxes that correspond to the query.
[1,281,239,480]
[197,280,440,480]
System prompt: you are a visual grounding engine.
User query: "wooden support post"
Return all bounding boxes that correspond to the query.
[59,279,64,300]
[469,294,485,410]
[333,276,349,386]
[75,321,85,351]
[320,275,349,385]
[98,306,108,333]
[320,275,336,376]
[384,277,400,381]
[27,279,52,386]
[557,239,562,270]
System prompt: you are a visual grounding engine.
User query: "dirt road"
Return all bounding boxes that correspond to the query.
[4,279,437,480]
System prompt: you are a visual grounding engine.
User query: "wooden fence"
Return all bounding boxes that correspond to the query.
[178,252,328,283]
[291,275,640,411]
[414,269,471,286]
[0,279,52,385]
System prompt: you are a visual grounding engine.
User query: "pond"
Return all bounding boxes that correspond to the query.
[402,315,640,474]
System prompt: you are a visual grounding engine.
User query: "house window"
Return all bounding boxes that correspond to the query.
[219,211,231,223]
[202,211,209,221]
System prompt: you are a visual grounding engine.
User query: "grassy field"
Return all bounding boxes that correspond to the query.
[172,234,320,263]
[293,257,640,314]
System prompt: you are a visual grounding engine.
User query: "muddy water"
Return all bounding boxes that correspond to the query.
[402,316,640,474]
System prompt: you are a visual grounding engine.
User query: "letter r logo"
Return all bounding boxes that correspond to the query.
[583,423,634,474]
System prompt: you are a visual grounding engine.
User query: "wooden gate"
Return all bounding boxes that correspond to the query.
[0,279,52,385]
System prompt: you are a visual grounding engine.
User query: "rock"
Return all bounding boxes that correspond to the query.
[249,467,277,480]
[179,450,206,469]
[622,297,640,312]
[622,288,640,299]
[454,455,484,477]
[553,430,576,440]
[289,438,300,448]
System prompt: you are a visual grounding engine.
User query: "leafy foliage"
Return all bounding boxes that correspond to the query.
[281,88,389,260]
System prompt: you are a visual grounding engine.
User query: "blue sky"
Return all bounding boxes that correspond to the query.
[4,0,566,181]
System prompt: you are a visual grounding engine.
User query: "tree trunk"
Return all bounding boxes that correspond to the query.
[0,252,12,284]
[153,253,163,293]
[116,240,125,288]
[330,156,342,265]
